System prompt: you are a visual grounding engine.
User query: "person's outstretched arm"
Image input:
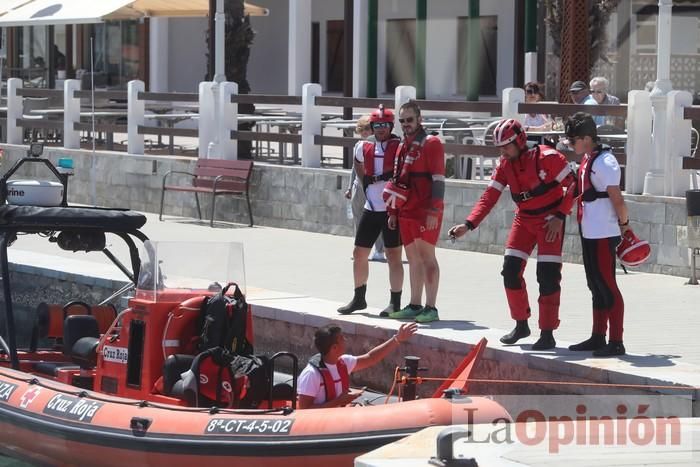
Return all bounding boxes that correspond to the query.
[354,323,418,372]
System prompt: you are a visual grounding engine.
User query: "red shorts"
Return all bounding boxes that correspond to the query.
[399,214,443,246]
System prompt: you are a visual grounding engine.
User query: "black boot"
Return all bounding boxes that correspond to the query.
[500,320,531,344]
[568,333,606,351]
[379,290,402,317]
[593,341,626,357]
[531,330,556,350]
[337,285,367,314]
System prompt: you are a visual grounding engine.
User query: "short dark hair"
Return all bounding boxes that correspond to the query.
[565,112,598,142]
[314,325,342,355]
[399,101,421,117]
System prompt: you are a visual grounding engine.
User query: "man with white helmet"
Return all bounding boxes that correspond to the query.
[449,119,576,350]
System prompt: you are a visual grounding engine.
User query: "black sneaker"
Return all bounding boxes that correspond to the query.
[531,330,556,350]
[568,334,606,351]
[593,341,626,357]
[337,297,367,314]
[500,320,531,345]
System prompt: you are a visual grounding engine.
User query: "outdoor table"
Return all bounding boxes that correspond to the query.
[144,113,199,154]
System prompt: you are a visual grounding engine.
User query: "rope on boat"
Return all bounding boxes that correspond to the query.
[396,374,700,392]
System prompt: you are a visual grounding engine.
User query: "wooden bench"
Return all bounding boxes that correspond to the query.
[159,159,254,227]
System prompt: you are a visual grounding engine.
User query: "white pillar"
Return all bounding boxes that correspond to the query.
[63,79,81,149]
[214,0,226,83]
[127,80,145,155]
[198,81,217,158]
[288,0,312,95]
[624,90,653,195]
[524,52,537,84]
[6,78,23,145]
[665,90,693,197]
[352,0,369,97]
[149,18,169,92]
[644,0,674,195]
[394,85,416,137]
[301,83,322,168]
[502,87,525,121]
[218,81,238,160]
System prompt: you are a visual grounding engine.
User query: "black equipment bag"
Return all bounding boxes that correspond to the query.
[197,282,253,355]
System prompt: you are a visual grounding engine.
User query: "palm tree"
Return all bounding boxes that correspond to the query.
[206,0,256,158]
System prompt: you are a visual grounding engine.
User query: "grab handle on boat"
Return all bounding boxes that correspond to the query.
[269,352,298,411]
[428,426,476,467]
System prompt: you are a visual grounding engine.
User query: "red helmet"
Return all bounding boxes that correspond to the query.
[616,229,651,267]
[493,118,527,148]
[369,105,394,125]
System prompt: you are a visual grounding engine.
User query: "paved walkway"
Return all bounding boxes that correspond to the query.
[10,212,700,370]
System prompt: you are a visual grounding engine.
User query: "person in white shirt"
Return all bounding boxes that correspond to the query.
[565,112,629,357]
[296,322,417,409]
[338,106,404,317]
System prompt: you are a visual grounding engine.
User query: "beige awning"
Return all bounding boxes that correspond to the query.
[0,0,269,26]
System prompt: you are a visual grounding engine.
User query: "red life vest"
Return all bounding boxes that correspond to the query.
[502,145,569,215]
[308,354,350,402]
[362,137,400,179]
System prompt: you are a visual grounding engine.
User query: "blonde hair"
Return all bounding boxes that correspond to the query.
[355,115,371,134]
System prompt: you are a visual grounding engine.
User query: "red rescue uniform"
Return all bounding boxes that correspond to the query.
[466,145,575,330]
[392,128,446,245]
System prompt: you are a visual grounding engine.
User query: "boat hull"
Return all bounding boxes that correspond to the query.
[0,368,510,467]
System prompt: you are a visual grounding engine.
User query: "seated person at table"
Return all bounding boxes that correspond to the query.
[297,322,417,409]
[523,82,552,131]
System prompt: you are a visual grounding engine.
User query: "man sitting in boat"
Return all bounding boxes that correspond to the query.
[297,322,417,409]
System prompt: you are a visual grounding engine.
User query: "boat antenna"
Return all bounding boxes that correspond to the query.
[89,36,97,206]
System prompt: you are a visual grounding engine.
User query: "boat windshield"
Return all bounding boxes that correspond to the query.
[134,241,246,301]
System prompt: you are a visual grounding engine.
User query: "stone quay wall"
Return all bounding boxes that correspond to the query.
[1,145,694,278]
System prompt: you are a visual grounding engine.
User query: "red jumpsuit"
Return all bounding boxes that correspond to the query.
[466,145,575,330]
[392,128,446,245]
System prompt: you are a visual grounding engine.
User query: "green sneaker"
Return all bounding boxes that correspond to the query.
[415,306,439,323]
[388,304,422,319]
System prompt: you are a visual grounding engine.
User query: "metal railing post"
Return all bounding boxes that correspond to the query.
[6,78,23,145]
[127,80,145,155]
[301,83,322,168]
[625,90,653,195]
[502,87,524,121]
[665,90,693,197]
[64,79,81,149]
[219,81,237,160]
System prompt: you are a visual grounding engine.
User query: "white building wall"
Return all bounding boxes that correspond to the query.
[248,0,289,94]
[168,17,208,92]
[159,0,517,97]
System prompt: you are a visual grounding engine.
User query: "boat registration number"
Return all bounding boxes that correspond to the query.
[205,418,295,435]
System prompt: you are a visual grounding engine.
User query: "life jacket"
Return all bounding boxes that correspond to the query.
[362,136,400,181]
[197,283,254,355]
[576,145,612,223]
[509,145,562,203]
[500,145,570,216]
[162,296,205,359]
[307,354,350,402]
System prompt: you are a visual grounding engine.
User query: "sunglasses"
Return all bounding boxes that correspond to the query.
[525,89,537,95]
[591,90,605,94]
[398,116,415,124]
[371,122,391,129]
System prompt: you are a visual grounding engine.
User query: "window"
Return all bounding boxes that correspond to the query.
[326,20,344,92]
[386,19,416,91]
[456,15,497,96]
[92,20,142,89]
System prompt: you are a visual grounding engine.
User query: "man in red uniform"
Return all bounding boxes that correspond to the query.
[338,106,404,316]
[448,119,575,350]
[386,102,445,323]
